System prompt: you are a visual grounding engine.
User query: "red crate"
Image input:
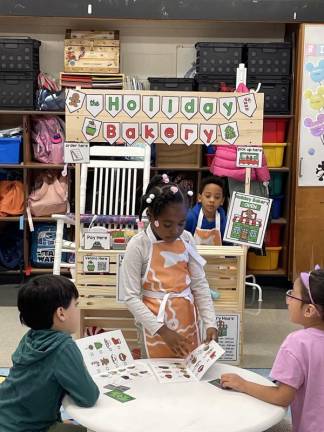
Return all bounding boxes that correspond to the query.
[263,118,288,143]
[204,153,215,167]
[264,223,283,247]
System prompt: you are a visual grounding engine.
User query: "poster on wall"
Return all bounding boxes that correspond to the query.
[223,192,272,248]
[299,25,324,186]
[215,313,240,364]
[65,89,264,146]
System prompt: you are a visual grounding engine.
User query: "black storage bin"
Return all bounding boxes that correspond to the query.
[148,77,195,91]
[248,76,291,114]
[195,43,244,75]
[0,38,41,72]
[196,75,236,92]
[246,43,291,76]
[0,72,38,109]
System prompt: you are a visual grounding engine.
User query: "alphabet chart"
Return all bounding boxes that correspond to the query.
[150,340,225,383]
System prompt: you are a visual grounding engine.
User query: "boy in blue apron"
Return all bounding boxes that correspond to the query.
[185,176,227,300]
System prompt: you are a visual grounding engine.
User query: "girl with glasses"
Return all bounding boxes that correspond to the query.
[220,266,324,432]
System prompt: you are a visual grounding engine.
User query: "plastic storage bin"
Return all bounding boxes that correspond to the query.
[247,246,282,270]
[30,223,57,268]
[0,136,22,163]
[269,172,285,196]
[0,72,37,109]
[263,118,288,143]
[0,38,41,72]
[263,143,286,167]
[248,77,291,114]
[195,75,236,92]
[264,224,283,247]
[246,43,291,76]
[271,195,284,219]
[148,78,195,91]
[195,42,244,75]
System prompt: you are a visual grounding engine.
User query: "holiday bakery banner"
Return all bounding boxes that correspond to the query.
[65,89,264,146]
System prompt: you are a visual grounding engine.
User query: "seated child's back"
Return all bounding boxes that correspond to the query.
[0,275,99,432]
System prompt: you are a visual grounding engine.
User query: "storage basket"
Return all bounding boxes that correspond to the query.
[148,78,195,91]
[0,136,22,163]
[269,172,285,196]
[0,72,37,109]
[195,42,243,75]
[247,246,282,270]
[263,118,288,143]
[264,224,283,247]
[0,38,40,72]
[248,77,291,114]
[263,143,287,167]
[271,195,284,219]
[246,43,291,76]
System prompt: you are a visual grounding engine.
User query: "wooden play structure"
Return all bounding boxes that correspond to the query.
[58,76,264,365]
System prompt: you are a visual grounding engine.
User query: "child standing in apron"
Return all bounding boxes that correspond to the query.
[185,176,227,247]
[120,174,218,359]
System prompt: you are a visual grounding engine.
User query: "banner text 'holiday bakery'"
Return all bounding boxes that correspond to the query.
[65,89,264,146]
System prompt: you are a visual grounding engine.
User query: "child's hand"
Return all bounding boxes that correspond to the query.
[158,325,192,357]
[220,373,247,392]
[205,327,219,343]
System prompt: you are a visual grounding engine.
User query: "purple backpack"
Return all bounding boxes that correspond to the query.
[31,115,65,164]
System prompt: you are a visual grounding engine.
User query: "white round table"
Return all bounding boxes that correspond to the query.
[63,360,286,432]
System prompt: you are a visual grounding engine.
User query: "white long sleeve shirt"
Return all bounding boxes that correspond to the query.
[120,227,216,336]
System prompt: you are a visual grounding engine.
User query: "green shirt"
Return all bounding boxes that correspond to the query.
[0,329,99,432]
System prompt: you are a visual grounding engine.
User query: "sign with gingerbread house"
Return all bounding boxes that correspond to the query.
[224,192,272,248]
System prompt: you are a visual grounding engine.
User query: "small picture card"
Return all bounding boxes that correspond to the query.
[83,256,110,273]
[84,230,111,250]
[105,389,136,403]
[64,142,90,164]
[236,146,263,168]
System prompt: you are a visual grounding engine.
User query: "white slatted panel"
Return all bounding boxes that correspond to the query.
[120,168,126,215]
[126,168,131,215]
[103,168,109,215]
[92,168,98,214]
[97,168,103,214]
[115,169,120,215]
[132,169,137,215]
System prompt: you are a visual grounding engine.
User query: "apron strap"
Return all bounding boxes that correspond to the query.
[144,287,194,323]
[197,208,221,231]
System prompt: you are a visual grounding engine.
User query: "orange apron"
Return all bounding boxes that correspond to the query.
[142,227,201,358]
[194,208,222,246]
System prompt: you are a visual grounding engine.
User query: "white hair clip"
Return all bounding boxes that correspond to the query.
[162,173,170,184]
[170,186,178,194]
[146,193,155,204]
[187,190,194,197]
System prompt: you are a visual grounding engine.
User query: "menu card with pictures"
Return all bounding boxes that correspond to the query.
[150,340,225,383]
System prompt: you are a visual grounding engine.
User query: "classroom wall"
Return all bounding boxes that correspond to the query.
[0,17,285,83]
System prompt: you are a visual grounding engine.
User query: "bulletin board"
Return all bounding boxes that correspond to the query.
[298,24,324,186]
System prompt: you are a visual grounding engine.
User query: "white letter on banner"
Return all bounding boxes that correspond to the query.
[103,122,120,144]
[180,124,198,146]
[142,95,160,119]
[199,97,217,120]
[219,96,237,120]
[141,123,158,145]
[86,94,104,117]
[161,96,179,119]
[199,124,217,146]
[181,97,198,120]
[160,124,178,145]
[123,94,141,118]
[106,94,122,117]
[122,123,139,145]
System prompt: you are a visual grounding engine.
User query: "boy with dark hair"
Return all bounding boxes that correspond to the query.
[0,275,99,432]
[185,176,227,246]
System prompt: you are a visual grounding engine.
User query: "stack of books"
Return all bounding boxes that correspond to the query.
[60,72,124,89]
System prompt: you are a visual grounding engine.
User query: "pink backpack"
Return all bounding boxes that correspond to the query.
[28,172,68,217]
[31,115,65,164]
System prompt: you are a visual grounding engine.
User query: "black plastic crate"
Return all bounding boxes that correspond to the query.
[246,43,291,76]
[195,43,244,75]
[148,77,195,91]
[0,38,41,72]
[248,76,291,114]
[196,75,236,92]
[0,72,38,109]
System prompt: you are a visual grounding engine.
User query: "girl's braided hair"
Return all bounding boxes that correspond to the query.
[139,174,192,221]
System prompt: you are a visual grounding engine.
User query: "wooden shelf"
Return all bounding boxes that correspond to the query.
[269,167,289,172]
[264,114,294,119]
[0,164,24,169]
[0,110,64,115]
[0,216,21,222]
[151,166,208,171]
[249,268,287,276]
[24,162,66,169]
[27,267,70,274]
[0,269,23,275]
[271,218,287,224]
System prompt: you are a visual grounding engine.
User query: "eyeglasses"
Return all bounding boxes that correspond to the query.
[286,289,304,302]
